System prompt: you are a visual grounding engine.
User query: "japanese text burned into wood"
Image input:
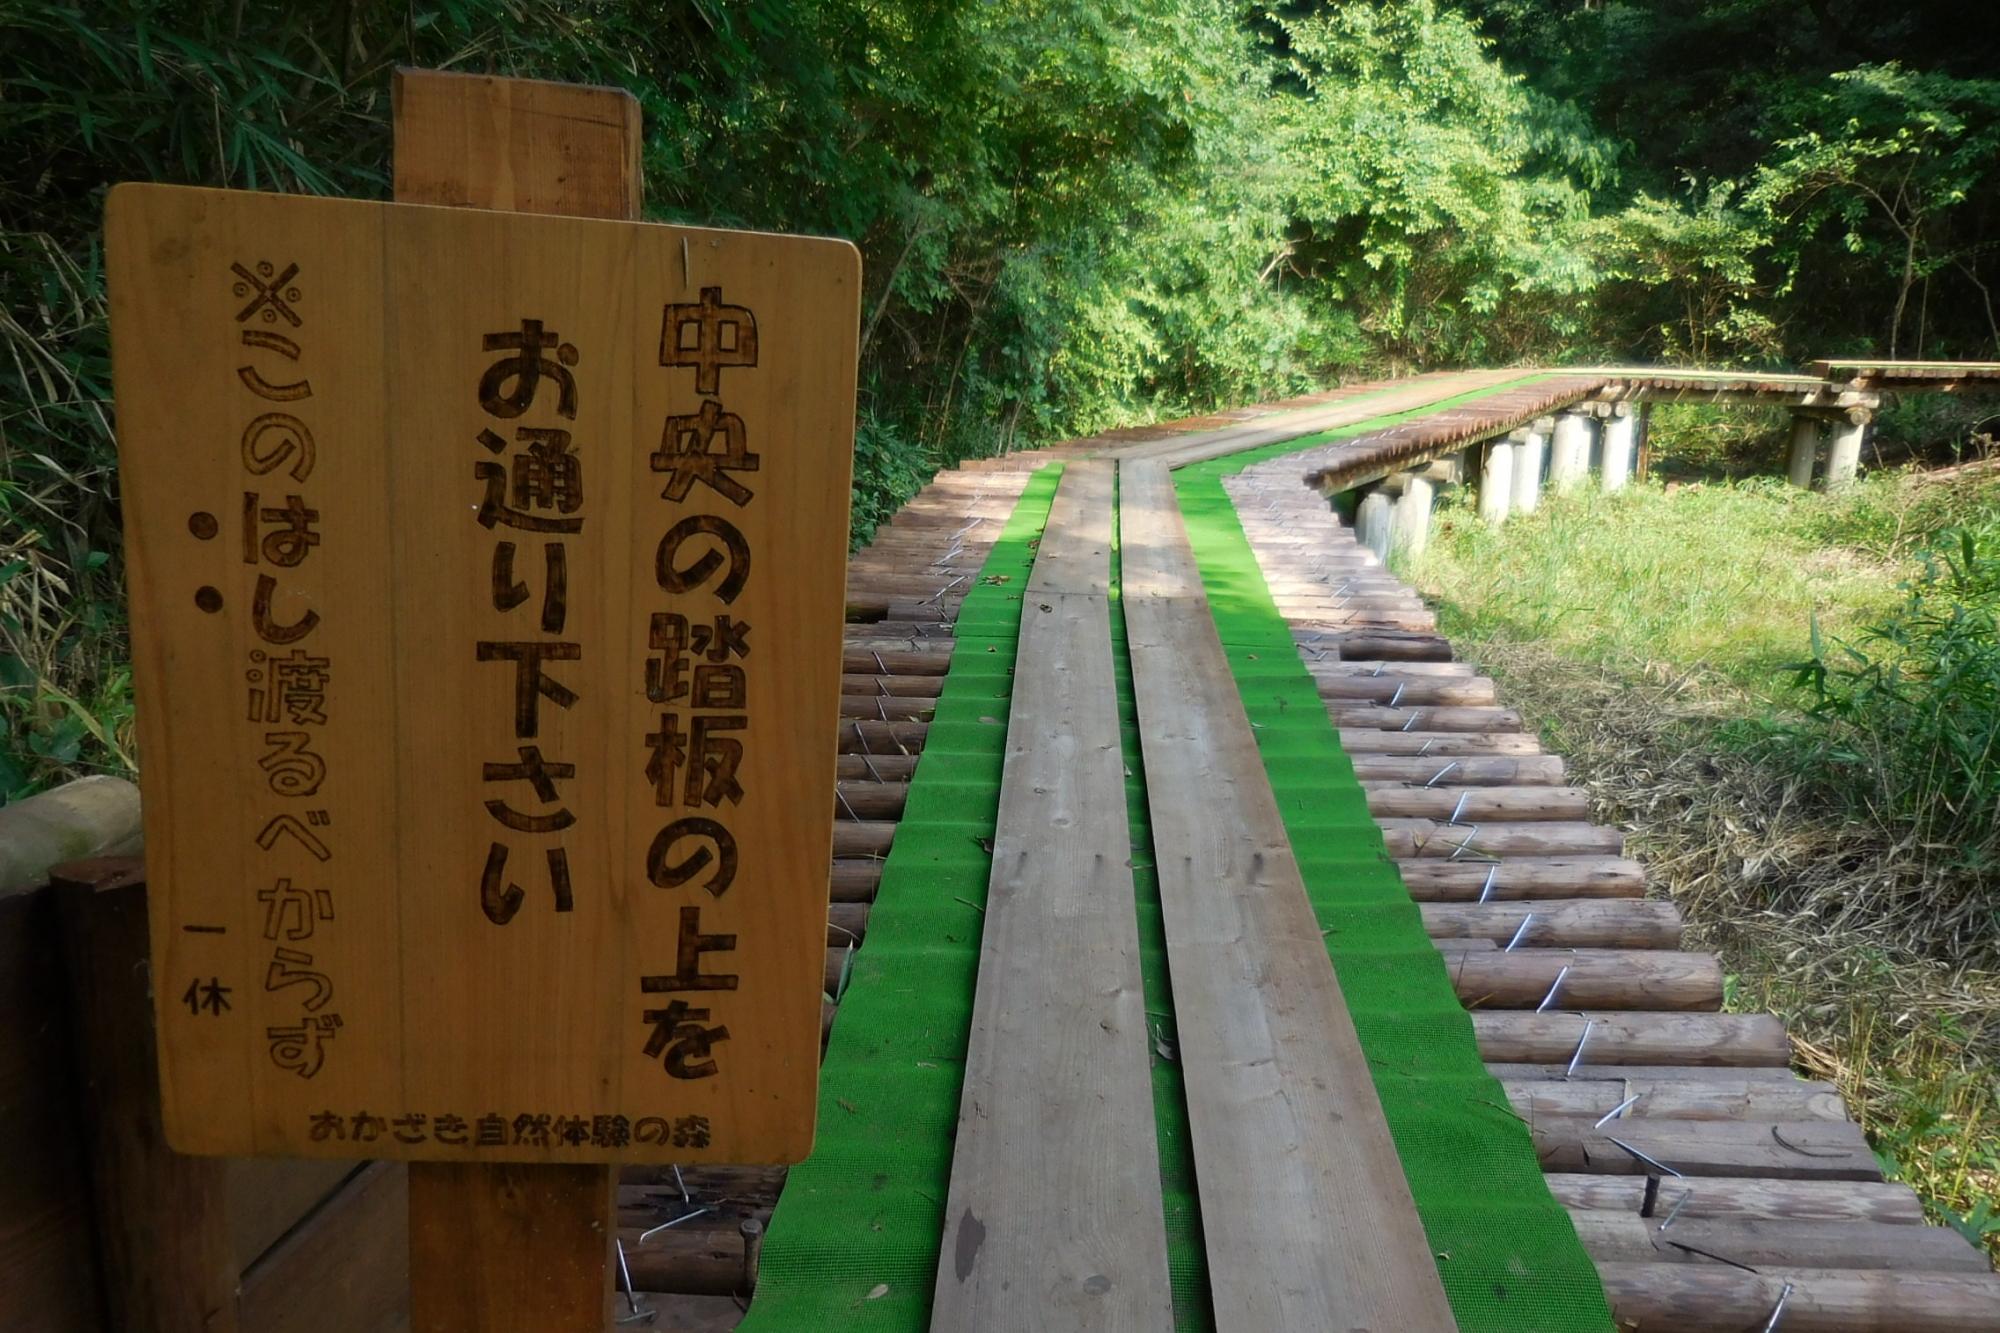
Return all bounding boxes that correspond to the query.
[107,184,858,1164]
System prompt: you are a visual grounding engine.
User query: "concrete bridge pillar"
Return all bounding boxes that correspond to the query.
[1786,414,1823,488]
[1513,421,1548,514]
[1825,415,1869,488]
[1479,439,1515,526]
[1390,473,1436,559]
[1600,405,1636,491]
[1550,411,1594,493]
[1354,487,1393,562]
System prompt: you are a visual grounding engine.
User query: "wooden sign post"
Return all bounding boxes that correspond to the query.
[106,68,859,1329]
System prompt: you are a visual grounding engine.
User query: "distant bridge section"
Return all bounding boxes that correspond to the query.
[1302,361,2000,563]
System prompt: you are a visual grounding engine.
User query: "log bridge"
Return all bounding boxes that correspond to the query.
[12,365,2000,1332]
[1331,363,2000,562]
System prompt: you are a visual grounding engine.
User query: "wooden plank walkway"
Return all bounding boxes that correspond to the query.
[615,370,2000,1332]
[931,461,1173,1330]
[1121,458,1457,1328]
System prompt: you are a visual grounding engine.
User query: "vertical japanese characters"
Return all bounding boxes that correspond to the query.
[473,320,585,925]
[117,190,855,1164]
[213,259,342,1080]
[640,287,762,1082]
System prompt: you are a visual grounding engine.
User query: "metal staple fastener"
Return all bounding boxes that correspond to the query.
[1761,1281,1795,1332]
[920,573,968,606]
[613,1239,655,1324]
[1605,1136,1683,1178]
[638,1207,714,1243]
[1565,1018,1595,1078]
[1594,1093,1641,1129]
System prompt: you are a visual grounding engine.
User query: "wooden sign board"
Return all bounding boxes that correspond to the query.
[107,184,858,1165]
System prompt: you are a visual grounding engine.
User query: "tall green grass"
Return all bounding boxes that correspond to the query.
[1409,461,2000,1253]
[1411,476,1907,692]
[1778,523,2000,886]
[1415,467,2000,940]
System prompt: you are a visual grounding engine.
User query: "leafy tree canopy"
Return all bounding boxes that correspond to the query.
[2,0,1996,793]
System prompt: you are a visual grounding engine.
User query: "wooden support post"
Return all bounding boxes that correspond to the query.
[1478,440,1515,526]
[1513,423,1547,514]
[1600,406,1636,492]
[1354,487,1394,562]
[1634,403,1652,480]
[392,66,640,1333]
[1550,411,1593,493]
[1787,413,1823,488]
[1390,472,1435,559]
[53,858,239,1333]
[409,1164,617,1332]
[1825,415,1868,488]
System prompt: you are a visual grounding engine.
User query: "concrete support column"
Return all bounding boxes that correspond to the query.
[1354,487,1393,563]
[1479,440,1515,526]
[1600,407,1636,492]
[1787,414,1823,488]
[1513,425,1547,514]
[1391,473,1436,559]
[1825,416,1868,488]
[1550,411,1594,493]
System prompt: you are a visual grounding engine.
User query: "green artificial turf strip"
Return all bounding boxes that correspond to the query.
[741,465,1062,1328]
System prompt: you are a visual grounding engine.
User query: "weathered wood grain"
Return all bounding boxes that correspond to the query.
[391,64,630,1333]
[1119,459,1455,1331]
[932,461,1173,1330]
[108,65,858,1165]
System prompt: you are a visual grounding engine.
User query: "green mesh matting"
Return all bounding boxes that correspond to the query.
[742,465,1063,1328]
[1173,376,1613,1331]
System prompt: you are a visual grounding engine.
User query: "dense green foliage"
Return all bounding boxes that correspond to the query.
[5,1,1999,796]
[1468,0,2000,363]
[0,0,1610,795]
